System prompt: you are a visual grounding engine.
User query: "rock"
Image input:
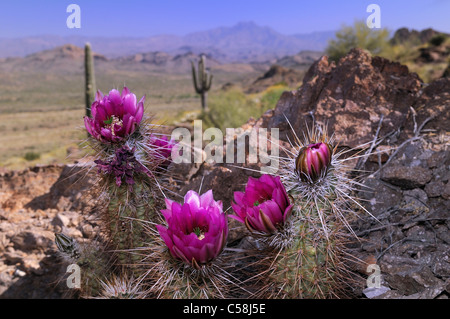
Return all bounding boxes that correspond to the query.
[267,48,423,148]
[442,183,450,200]
[24,164,96,212]
[22,256,45,275]
[427,150,450,168]
[431,251,450,277]
[11,230,54,252]
[51,213,70,228]
[3,250,26,265]
[425,181,446,197]
[13,269,26,278]
[401,188,429,217]
[81,224,94,239]
[359,176,403,215]
[386,266,442,296]
[363,286,391,299]
[380,165,432,189]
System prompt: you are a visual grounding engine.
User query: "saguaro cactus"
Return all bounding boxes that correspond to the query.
[191,54,213,111]
[84,43,96,118]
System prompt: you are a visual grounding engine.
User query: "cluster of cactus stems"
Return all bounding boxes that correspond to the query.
[55,84,372,299]
[191,54,213,112]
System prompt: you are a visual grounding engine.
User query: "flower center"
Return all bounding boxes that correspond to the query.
[254,195,270,207]
[193,226,206,240]
[104,116,123,136]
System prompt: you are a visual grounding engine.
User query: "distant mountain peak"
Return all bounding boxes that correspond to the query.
[0,22,333,62]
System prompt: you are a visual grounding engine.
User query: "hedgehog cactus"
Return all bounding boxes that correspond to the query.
[83,86,174,270]
[57,80,372,299]
[231,124,366,298]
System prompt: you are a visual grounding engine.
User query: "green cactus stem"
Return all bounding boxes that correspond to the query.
[251,124,369,298]
[105,179,159,268]
[191,54,213,112]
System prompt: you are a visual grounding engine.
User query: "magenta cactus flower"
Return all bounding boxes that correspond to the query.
[156,190,228,268]
[295,142,333,182]
[148,134,176,169]
[230,175,293,234]
[84,87,145,143]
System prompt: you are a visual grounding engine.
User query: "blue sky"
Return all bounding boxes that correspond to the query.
[0,0,449,38]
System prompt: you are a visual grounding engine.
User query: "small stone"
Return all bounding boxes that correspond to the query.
[442,183,450,200]
[400,188,429,216]
[11,230,54,252]
[51,213,70,228]
[381,165,432,189]
[427,150,450,169]
[81,224,94,239]
[13,269,26,277]
[425,181,445,198]
[363,286,391,299]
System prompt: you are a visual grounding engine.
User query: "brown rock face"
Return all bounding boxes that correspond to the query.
[267,48,426,148]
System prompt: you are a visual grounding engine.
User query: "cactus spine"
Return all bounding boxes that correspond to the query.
[191,54,213,111]
[84,43,96,118]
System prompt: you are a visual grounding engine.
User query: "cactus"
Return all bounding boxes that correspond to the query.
[84,43,96,118]
[80,86,176,291]
[61,78,373,299]
[191,54,213,111]
[230,123,371,298]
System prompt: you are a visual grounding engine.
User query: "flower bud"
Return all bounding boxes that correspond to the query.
[295,142,332,182]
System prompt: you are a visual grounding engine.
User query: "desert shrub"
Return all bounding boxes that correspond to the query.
[259,84,290,112]
[201,84,291,131]
[429,34,447,47]
[24,151,41,161]
[326,20,390,62]
[200,89,259,131]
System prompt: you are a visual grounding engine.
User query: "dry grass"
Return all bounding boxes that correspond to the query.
[0,62,262,170]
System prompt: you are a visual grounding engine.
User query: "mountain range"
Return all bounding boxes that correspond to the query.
[0,21,334,62]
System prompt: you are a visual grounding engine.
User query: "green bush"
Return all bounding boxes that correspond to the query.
[200,89,259,131]
[259,84,290,112]
[24,151,41,161]
[201,85,290,131]
[326,20,390,62]
[429,34,447,47]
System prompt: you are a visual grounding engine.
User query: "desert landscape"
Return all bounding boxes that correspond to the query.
[0,6,449,301]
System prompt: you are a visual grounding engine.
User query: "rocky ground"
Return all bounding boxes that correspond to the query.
[0,48,448,299]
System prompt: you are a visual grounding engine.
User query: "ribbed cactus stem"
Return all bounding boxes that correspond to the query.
[269,199,340,298]
[85,43,96,118]
[106,179,157,268]
[191,54,213,111]
[252,129,359,299]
